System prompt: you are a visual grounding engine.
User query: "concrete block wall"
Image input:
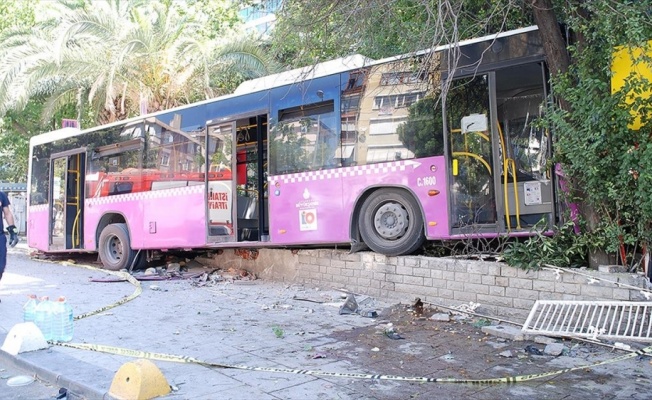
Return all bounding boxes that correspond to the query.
[201,248,652,321]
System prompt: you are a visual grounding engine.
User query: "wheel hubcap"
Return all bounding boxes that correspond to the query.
[107,236,123,262]
[374,202,408,240]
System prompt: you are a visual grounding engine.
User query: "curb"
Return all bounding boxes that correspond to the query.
[0,343,111,400]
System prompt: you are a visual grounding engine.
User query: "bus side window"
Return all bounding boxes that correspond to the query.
[270,100,338,175]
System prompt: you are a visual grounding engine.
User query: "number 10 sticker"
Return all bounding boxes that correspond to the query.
[299,209,318,231]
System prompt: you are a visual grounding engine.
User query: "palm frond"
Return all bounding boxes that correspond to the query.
[0,0,277,122]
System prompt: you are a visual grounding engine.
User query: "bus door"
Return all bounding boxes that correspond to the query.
[206,122,237,243]
[234,114,268,242]
[446,63,554,234]
[446,74,498,232]
[49,150,85,251]
[495,63,554,232]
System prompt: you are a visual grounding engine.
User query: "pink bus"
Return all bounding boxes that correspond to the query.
[27,26,560,270]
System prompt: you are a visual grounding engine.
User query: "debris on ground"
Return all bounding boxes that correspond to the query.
[544,343,566,356]
[534,336,557,345]
[499,350,514,358]
[87,256,255,285]
[525,345,544,355]
[472,318,492,328]
[486,341,509,350]
[430,313,451,322]
[166,263,181,273]
[376,322,404,340]
[324,300,646,399]
[192,269,224,286]
[357,309,378,318]
[133,268,204,281]
[339,294,359,315]
[125,259,205,282]
[89,276,128,283]
[190,267,257,286]
[451,302,481,316]
[337,293,379,318]
[410,298,424,316]
[292,295,325,304]
[615,342,632,351]
[384,330,404,340]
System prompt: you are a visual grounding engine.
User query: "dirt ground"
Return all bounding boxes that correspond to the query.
[323,303,652,400]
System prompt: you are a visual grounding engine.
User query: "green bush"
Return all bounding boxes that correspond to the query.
[502,221,592,270]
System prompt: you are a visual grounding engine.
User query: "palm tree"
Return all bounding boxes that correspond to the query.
[0,0,279,125]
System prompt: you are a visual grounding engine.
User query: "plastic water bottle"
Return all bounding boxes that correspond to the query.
[51,298,62,342]
[34,296,54,341]
[23,295,38,323]
[52,297,74,342]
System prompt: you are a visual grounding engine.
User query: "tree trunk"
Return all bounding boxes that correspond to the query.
[529,0,571,79]
[529,0,611,268]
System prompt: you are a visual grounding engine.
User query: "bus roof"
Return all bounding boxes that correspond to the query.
[233,54,374,95]
[29,25,540,146]
[29,127,82,146]
[234,26,540,94]
[374,25,539,64]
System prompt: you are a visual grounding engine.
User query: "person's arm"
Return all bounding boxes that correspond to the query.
[3,205,15,227]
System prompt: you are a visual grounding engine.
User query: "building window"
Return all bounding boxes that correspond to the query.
[346,71,366,91]
[373,92,424,111]
[380,71,425,86]
[341,94,360,114]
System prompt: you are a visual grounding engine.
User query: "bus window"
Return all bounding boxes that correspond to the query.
[88,146,141,197]
[144,116,205,177]
[446,74,495,227]
[343,56,443,167]
[496,63,548,182]
[30,146,50,206]
[270,100,337,174]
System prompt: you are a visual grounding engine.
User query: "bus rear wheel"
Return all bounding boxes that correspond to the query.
[358,189,425,256]
[98,223,136,271]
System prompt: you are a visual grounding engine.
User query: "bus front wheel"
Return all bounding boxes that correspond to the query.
[358,189,425,256]
[98,223,136,271]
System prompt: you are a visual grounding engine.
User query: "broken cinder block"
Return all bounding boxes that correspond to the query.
[430,313,451,322]
[481,325,529,341]
[544,343,566,356]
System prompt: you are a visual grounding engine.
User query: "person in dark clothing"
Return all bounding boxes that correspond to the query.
[0,191,18,297]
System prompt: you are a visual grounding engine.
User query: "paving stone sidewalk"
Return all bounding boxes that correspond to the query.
[1,245,651,399]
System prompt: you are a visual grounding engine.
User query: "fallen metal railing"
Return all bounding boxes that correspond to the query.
[522,300,652,341]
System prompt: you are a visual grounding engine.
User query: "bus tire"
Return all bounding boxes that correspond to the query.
[98,223,137,271]
[358,188,425,256]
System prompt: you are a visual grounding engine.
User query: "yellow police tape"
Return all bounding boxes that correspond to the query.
[67,264,143,320]
[40,259,144,320]
[55,261,651,384]
[52,341,652,384]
